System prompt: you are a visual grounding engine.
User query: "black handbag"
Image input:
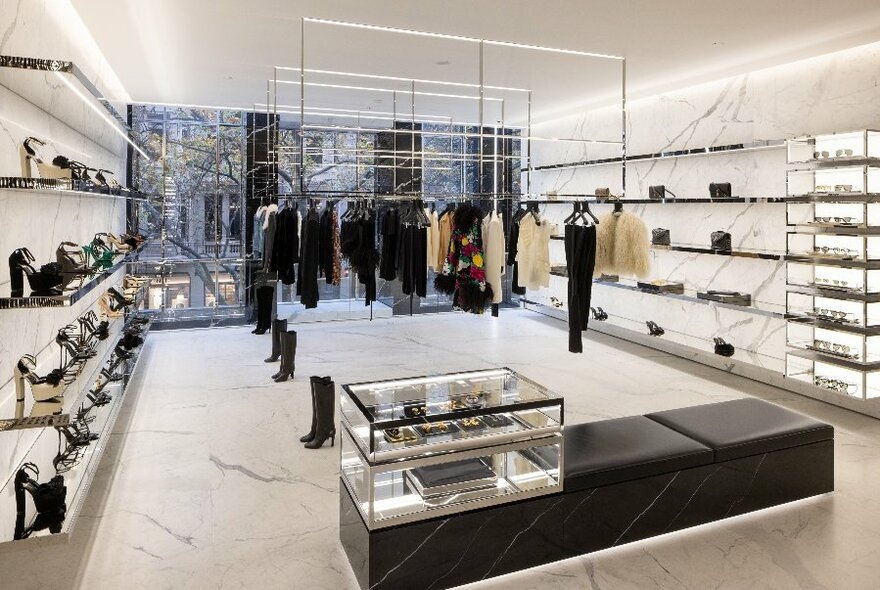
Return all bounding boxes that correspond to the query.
[651,228,671,246]
[649,185,666,200]
[714,337,735,357]
[709,182,732,199]
[711,230,732,252]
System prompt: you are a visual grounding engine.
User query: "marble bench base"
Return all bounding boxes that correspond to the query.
[339,440,833,590]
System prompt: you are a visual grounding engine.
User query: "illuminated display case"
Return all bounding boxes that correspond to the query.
[340,368,564,530]
[786,131,880,402]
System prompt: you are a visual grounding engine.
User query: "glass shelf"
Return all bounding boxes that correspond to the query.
[0,308,151,544]
[0,245,143,309]
[546,273,786,319]
[0,180,150,201]
[787,166,880,198]
[787,130,880,165]
[786,351,880,400]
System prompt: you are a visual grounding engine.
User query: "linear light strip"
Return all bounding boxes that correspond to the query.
[274,79,504,102]
[274,66,530,93]
[56,73,150,160]
[302,17,624,60]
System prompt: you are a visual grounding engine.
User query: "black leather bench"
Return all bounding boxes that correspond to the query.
[340,398,834,590]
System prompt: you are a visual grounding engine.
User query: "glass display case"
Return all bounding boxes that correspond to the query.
[340,368,564,530]
[787,130,880,164]
[786,290,880,328]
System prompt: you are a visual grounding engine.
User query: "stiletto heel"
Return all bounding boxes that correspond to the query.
[56,242,94,288]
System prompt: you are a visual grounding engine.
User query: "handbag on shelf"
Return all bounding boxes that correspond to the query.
[709,182,732,199]
[649,185,666,200]
[595,187,610,198]
[651,228,671,246]
[710,230,732,252]
[697,290,752,306]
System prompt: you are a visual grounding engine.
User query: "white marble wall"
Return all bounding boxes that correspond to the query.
[0,0,129,492]
[525,40,880,373]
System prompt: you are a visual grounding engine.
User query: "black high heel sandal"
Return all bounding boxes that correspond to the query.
[14,462,67,540]
[8,248,64,296]
[107,287,134,309]
[646,321,665,337]
[56,242,95,288]
[590,307,608,321]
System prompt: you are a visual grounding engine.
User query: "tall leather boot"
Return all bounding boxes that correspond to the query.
[299,377,318,443]
[305,376,335,449]
[253,286,273,335]
[264,319,287,362]
[273,330,297,382]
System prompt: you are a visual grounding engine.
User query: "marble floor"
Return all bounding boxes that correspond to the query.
[2,309,879,589]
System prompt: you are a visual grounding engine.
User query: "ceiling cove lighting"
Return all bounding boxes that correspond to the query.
[55,72,150,160]
[302,17,625,61]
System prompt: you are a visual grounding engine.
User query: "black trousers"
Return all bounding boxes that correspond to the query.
[401,225,427,298]
[565,224,597,353]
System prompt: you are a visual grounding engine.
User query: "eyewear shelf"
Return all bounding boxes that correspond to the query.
[787,130,880,165]
[786,166,880,198]
[785,352,880,400]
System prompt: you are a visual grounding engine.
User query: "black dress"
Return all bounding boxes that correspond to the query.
[298,209,321,309]
[318,205,334,284]
[271,207,299,285]
[379,208,398,281]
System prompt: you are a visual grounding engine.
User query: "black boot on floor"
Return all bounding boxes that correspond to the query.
[264,319,287,362]
[305,376,335,449]
[253,285,274,335]
[300,377,318,443]
[273,330,297,382]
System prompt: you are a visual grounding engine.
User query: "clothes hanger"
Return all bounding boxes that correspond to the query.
[563,202,580,225]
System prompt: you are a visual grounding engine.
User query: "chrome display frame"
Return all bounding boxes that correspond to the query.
[339,368,564,530]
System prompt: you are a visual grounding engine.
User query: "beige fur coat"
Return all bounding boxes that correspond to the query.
[594,211,650,278]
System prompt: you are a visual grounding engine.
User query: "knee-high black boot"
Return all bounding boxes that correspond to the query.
[253,286,274,335]
[264,319,287,362]
[273,330,297,382]
[300,377,318,443]
[305,376,335,449]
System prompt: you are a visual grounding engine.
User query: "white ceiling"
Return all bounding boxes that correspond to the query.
[71,0,880,126]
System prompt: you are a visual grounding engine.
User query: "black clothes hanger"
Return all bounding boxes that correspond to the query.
[613,202,624,216]
[564,202,580,225]
[582,202,599,225]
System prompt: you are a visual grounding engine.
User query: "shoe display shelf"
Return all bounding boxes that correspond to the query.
[0,244,145,310]
[340,368,563,530]
[785,130,880,401]
[0,279,151,545]
[0,178,151,201]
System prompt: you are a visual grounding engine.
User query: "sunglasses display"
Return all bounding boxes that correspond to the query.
[814,375,859,395]
[812,246,858,258]
[808,308,856,323]
[813,216,857,225]
[807,339,859,359]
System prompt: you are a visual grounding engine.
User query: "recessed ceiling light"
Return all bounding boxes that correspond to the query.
[436,60,451,66]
